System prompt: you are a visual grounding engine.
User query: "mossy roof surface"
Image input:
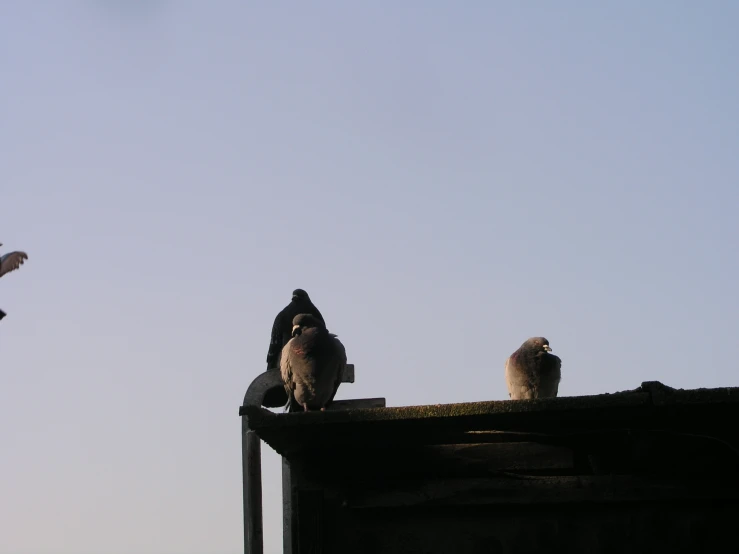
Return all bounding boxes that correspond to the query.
[242,381,739,457]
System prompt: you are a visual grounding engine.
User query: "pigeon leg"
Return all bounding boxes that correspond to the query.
[302,403,309,412]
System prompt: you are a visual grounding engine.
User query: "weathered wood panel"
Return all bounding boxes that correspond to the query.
[255,382,739,554]
[344,475,739,508]
[334,502,739,554]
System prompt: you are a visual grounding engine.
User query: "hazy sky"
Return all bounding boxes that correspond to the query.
[2,2,738,553]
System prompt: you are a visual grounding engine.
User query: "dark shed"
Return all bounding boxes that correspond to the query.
[240,374,739,554]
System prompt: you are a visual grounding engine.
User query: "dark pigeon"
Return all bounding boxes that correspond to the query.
[505,337,561,400]
[266,289,325,370]
[280,313,346,412]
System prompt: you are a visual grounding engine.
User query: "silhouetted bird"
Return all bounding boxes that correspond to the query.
[266,289,325,369]
[280,313,346,412]
[0,243,29,321]
[505,337,561,400]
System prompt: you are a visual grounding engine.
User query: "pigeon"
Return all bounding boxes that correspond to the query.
[0,244,29,278]
[0,244,29,321]
[505,337,561,400]
[280,313,346,412]
[266,289,325,370]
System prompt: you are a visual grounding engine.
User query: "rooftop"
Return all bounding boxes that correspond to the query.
[241,381,739,461]
[240,377,739,553]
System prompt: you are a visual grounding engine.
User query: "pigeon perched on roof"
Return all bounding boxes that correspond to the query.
[280,313,346,412]
[505,337,562,400]
[0,244,28,278]
[266,289,325,369]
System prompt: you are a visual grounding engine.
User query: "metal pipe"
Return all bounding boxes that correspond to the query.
[240,365,357,553]
[242,425,263,554]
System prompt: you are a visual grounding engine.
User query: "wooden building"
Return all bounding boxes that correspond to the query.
[240,370,739,553]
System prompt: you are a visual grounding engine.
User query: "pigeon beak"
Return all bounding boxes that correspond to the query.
[543,345,552,352]
[292,324,300,336]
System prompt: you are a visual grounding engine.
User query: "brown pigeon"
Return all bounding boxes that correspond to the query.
[505,337,561,400]
[280,313,346,412]
[0,243,29,321]
[0,244,28,278]
[266,289,325,370]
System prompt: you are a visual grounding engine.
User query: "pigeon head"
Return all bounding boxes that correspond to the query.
[291,313,324,336]
[521,337,553,353]
[292,289,309,300]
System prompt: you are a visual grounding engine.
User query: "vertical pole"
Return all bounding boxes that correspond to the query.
[242,422,263,554]
[282,457,295,554]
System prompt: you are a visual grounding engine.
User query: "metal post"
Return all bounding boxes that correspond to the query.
[241,370,285,554]
[282,457,296,554]
[242,425,263,554]
[240,365,358,554]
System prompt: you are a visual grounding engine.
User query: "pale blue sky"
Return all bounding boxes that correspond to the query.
[2,2,738,554]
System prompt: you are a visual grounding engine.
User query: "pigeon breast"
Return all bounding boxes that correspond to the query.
[505,340,562,400]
